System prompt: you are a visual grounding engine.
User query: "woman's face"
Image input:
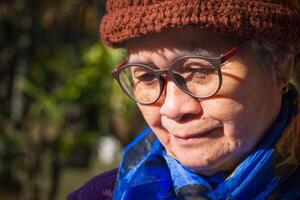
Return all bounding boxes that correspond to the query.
[127,29,283,175]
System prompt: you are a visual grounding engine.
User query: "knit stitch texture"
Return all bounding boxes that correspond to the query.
[100,0,300,50]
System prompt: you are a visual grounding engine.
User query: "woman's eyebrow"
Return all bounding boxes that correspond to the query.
[127,57,160,69]
[127,48,216,65]
[169,49,214,62]
[188,48,217,57]
[173,48,217,59]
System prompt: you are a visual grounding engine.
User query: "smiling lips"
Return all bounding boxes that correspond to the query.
[161,115,223,140]
[174,127,222,141]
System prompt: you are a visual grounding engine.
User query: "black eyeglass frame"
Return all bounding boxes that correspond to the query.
[112,46,240,105]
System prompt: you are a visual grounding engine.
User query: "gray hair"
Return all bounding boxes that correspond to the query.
[247,40,294,76]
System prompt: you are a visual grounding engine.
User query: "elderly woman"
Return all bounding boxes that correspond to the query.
[69,0,300,199]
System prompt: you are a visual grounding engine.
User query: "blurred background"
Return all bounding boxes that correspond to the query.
[0,1,146,200]
[0,1,299,200]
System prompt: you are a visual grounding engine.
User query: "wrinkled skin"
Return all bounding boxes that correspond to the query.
[127,28,290,175]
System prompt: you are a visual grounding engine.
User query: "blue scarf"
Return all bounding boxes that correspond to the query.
[114,86,300,200]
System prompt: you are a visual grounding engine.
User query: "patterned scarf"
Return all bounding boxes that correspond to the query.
[114,85,300,200]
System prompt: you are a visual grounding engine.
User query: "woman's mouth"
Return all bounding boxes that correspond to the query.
[171,127,223,140]
[161,115,223,140]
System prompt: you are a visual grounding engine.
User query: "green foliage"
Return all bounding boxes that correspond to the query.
[0,131,22,181]
[0,1,142,199]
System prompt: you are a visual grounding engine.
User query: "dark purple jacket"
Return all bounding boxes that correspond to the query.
[67,167,300,200]
[67,168,118,200]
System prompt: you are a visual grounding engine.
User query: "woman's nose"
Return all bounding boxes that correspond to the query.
[159,80,202,120]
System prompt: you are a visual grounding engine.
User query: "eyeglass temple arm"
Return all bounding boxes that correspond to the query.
[220,46,238,63]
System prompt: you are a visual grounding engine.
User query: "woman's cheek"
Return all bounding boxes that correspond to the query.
[138,104,162,127]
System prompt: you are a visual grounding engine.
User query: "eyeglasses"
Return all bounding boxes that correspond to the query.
[112,46,240,105]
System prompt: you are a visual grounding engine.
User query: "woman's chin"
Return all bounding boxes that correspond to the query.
[176,158,218,175]
[173,152,230,176]
[175,151,242,176]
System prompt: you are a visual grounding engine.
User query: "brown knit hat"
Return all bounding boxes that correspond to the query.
[100,0,300,51]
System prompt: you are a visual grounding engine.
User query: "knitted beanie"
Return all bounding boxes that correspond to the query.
[99,0,300,51]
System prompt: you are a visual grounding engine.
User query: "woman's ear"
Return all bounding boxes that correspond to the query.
[276,54,295,92]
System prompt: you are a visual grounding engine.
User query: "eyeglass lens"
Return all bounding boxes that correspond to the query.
[119,65,161,103]
[118,57,221,104]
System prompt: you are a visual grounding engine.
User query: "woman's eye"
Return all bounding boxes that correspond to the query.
[136,72,156,83]
[189,65,215,77]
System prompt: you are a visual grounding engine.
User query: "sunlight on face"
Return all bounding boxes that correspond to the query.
[127,28,283,175]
